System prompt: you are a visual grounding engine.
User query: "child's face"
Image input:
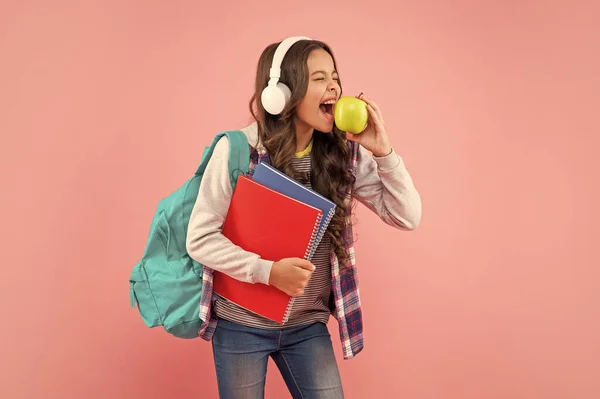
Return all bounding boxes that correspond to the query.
[295,49,341,134]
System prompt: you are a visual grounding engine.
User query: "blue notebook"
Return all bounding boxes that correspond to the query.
[252,162,336,259]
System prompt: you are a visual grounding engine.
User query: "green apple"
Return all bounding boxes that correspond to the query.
[334,96,368,134]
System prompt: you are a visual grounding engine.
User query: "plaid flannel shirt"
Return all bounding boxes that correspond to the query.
[196,140,364,360]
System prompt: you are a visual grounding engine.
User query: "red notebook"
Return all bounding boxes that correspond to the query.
[213,175,323,323]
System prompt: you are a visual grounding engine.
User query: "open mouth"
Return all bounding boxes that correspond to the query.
[319,100,335,120]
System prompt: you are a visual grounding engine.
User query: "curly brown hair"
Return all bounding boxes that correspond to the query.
[248,39,355,266]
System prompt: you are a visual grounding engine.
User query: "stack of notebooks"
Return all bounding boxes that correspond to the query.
[212,162,336,323]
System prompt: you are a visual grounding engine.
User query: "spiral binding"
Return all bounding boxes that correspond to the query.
[307,207,336,260]
[281,211,323,323]
[282,298,295,323]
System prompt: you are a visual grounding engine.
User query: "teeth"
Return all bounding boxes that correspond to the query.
[321,99,336,105]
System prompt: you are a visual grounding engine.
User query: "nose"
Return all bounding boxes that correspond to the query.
[327,80,338,93]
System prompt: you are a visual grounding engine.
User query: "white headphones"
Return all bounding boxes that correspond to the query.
[261,36,311,115]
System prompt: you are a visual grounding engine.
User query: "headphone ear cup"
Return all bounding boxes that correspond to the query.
[277,82,292,106]
[261,83,292,115]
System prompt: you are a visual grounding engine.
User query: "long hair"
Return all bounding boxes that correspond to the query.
[248,39,355,266]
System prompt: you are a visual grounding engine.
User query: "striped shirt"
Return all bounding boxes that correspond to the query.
[213,151,333,329]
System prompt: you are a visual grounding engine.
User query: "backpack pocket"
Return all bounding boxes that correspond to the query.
[129,263,161,328]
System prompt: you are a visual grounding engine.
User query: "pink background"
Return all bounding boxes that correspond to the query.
[2,1,599,398]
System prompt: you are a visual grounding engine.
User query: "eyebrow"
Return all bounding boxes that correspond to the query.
[310,70,338,76]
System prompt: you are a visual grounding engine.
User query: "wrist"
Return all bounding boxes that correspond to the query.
[373,146,393,157]
[268,261,280,286]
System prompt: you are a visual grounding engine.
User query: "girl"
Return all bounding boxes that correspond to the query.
[186,37,421,399]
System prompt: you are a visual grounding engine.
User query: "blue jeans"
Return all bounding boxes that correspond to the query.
[212,318,344,399]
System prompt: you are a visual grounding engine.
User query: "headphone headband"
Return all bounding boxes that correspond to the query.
[268,36,311,85]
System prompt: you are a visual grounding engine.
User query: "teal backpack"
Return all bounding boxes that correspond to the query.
[129,130,250,338]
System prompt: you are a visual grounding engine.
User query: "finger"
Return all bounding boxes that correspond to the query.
[359,94,383,120]
[294,259,315,272]
[366,103,382,128]
[302,271,312,284]
[358,93,373,106]
[345,131,362,142]
[361,95,383,121]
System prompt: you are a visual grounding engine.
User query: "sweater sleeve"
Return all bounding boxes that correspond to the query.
[352,144,422,230]
[185,138,273,285]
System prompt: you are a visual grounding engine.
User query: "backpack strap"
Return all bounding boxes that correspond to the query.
[196,130,250,188]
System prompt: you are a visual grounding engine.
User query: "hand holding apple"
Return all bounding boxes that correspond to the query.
[338,93,393,157]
